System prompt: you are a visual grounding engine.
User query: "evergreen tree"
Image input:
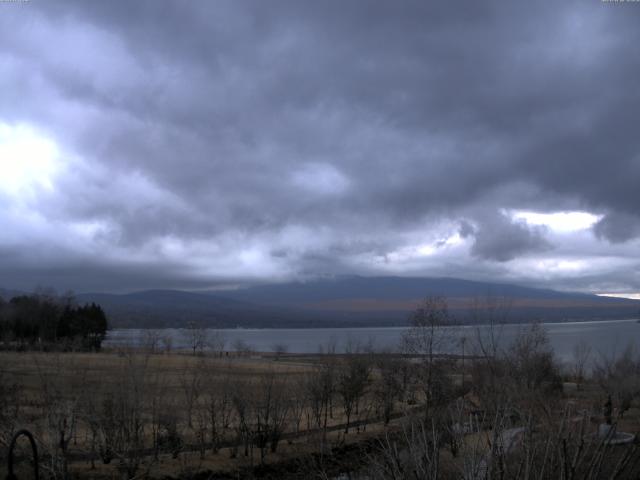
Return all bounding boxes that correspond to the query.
[0,293,109,350]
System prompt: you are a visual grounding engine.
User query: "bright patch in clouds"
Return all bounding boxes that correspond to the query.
[598,293,640,300]
[534,258,587,273]
[0,123,61,198]
[291,163,349,195]
[69,220,111,241]
[416,244,436,256]
[439,233,464,247]
[510,210,601,233]
[385,232,465,264]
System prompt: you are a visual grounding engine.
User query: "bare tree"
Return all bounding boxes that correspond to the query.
[156,407,183,460]
[184,321,210,355]
[230,378,252,461]
[193,392,210,460]
[337,349,371,433]
[34,354,84,479]
[402,296,456,418]
[206,368,234,454]
[147,367,170,460]
[367,419,442,480]
[469,296,511,399]
[471,322,562,419]
[161,334,173,354]
[374,357,403,425]
[209,328,226,356]
[96,353,153,478]
[593,343,640,420]
[287,374,308,440]
[233,338,253,357]
[572,339,592,390]
[250,371,290,463]
[142,329,162,354]
[508,323,562,395]
[305,363,335,450]
[271,342,289,360]
[179,357,206,430]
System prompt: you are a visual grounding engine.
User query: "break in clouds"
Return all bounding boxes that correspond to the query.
[0,0,639,294]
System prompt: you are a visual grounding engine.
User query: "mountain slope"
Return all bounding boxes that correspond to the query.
[221,276,640,323]
[7,276,639,328]
[222,276,595,305]
[76,290,333,328]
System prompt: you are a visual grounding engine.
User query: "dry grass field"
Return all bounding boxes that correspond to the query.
[2,338,640,479]
[0,349,413,479]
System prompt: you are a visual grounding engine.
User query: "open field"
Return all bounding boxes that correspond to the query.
[0,349,421,479]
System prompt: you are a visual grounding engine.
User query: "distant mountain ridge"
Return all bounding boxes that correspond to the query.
[222,276,600,305]
[75,290,316,329]
[4,277,640,328]
[84,276,640,328]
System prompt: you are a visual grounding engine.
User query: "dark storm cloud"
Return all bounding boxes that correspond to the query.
[469,212,551,262]
[1,0,640,293]
[594,213,640,244]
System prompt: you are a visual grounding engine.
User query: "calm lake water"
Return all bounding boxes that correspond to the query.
[105,319,640,364]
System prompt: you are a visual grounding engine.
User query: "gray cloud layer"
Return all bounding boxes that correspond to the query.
[1,0,639,293]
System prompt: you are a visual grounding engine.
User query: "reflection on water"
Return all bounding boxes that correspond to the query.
[105,319,639,364]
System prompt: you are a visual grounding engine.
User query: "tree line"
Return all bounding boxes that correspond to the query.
[0,291,108,350]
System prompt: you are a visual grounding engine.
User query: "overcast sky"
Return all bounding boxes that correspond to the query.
[1,0,639,295]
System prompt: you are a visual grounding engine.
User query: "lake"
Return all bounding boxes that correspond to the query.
[104,318,640,365]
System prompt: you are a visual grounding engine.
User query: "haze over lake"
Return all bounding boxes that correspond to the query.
[106,318,640,364]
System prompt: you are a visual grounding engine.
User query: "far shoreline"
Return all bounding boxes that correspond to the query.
[107,316,640,331]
